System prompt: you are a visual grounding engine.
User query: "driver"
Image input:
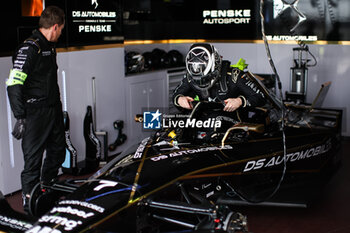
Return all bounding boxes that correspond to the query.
[173,43,265,112]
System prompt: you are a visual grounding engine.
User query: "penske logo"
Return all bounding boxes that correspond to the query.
[0,214,33,231]
[243,140,332,172]
[202,9,251,25]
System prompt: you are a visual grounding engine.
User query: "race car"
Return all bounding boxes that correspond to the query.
[0,72,342,233]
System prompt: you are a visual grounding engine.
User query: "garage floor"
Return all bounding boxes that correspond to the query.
[236,138,350,233]
[4,138,350,233]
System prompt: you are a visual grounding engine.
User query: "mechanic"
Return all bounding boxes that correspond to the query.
[6,6,66,214]
[173,43,265,111]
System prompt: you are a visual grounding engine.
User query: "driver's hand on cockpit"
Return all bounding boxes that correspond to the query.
[178,96,194,109]
[223,98,242,112]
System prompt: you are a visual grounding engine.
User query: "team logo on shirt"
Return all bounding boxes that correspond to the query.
[42,51,52,56]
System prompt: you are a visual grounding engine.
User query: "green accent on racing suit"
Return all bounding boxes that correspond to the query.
[6,69,28,86]
[231,58,248,71]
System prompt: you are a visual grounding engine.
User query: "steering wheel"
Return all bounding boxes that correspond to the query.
[189,101,226,119]
[178,101,241,142]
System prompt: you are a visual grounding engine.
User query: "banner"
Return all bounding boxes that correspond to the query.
[65,0,123,46]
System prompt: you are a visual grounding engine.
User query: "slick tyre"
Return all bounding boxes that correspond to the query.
[28,182,42,216]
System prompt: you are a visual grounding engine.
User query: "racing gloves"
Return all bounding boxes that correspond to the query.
[12,118,26,139]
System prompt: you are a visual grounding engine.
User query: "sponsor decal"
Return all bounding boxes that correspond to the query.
[266,35,318,42]
[14,57,27,69]
[58,200,105,213]
[202,9,251,25]
[14,60,25,65]
[19,46,30,52]
[245,79,263,96]
[50,206,94,219]
[72,9,117,33]
[42,51,51,56]
[0,214,33,231]
[38,215,82,231]
[94,180,118,191]
[151,145,233,162]
[72,11,116,18]
[243,140,332,172]
[78,25,112,33]
[134,137,149,159]
[26,226,61,233]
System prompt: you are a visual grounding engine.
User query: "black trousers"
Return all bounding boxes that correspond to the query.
[21,104,65,195]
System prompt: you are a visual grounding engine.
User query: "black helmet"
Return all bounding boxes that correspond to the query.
[151,48,167,69]
[125,51,145,74]
[185,43,222,91]
[142,51,153,71]
[160,51,172,68]
[167,50,183,67]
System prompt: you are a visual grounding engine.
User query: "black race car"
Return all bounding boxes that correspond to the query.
[0,72,342,233]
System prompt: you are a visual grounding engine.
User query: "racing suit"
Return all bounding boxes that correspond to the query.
[6,29,65,202]
[173,65,265,109]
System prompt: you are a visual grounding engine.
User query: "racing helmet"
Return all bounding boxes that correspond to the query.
[167,50,184,67]
[143,51,153,71]
[151,48,167,69]
[125,51,145,74]
[185,43,222,90]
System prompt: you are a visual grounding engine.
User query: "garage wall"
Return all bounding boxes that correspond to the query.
[0,56,24,195]
[56,47,128,162]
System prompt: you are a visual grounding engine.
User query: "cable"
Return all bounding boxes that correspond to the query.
[277,0,317,67]
[225,0,288,204]
[296,41,318,67]
[306,47,318,67]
